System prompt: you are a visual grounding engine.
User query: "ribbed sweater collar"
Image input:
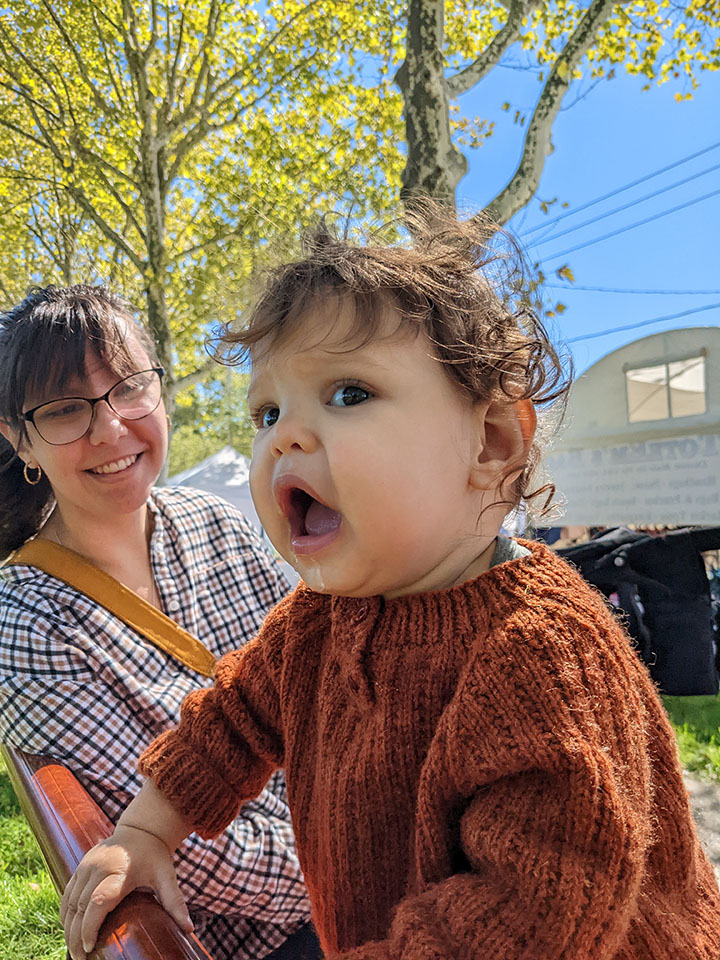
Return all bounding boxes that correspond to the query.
[290,539,553,708]
[331,536,544,624]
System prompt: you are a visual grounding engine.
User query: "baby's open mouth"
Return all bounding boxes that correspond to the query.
[288,488,342,539]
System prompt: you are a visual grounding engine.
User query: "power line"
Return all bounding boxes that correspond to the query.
[531,161,720,247]
[545,284,720,295]
[543,186,720,262]
[567,302,720,343]
[522,139,720,237]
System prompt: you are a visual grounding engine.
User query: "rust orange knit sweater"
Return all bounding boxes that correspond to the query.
[140,541,720,959]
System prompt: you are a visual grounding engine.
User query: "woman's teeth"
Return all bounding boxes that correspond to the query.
[90,454,138,475]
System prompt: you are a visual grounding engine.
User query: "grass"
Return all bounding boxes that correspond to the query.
[1,695,719,958]
[0,757,65,960]
[662,693,720,782]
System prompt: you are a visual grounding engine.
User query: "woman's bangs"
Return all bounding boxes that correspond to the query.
[20,321,134,412]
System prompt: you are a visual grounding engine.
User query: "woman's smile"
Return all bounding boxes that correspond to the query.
[87,453,140,476]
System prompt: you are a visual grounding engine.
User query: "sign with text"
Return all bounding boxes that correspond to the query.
[547,432,720,526]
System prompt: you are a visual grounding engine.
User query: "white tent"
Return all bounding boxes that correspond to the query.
[169,445,259,526]
[168,445,298,582]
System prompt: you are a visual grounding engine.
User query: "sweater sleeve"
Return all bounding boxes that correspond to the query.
[138,593,293,838]
[330,608,655,960]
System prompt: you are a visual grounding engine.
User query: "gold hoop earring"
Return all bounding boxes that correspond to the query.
[166,414,172,431]
[23,462,42,485]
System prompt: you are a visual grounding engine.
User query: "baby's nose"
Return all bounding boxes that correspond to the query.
[270,412,319,458]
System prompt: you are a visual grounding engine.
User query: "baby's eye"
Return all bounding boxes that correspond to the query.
[255,406,279,429]
[329,385,371,407]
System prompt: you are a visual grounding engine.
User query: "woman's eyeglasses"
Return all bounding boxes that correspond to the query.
[22,368,165,445]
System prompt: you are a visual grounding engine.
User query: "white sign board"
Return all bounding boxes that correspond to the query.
[547,432,720,526]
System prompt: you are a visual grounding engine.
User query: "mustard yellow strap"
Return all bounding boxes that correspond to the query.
[8,540,216,678]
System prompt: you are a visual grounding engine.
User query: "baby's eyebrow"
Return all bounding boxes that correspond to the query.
[247,345,396,407]
[246,383,261,408]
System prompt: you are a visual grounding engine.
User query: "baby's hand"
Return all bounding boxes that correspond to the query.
[61,824,192,959]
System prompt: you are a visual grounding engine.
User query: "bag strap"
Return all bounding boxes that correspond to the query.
[8,539,216,678]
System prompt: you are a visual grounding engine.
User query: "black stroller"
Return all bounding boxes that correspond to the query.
[557,527,720,697]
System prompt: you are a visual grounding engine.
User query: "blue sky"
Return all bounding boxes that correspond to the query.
[456,60,720,374]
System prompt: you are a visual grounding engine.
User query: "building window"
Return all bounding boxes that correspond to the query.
[626,355,706,423]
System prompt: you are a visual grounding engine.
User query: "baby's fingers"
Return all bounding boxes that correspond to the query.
[64,873,127,960]
[79,873,129,955]
[155,870,194,934]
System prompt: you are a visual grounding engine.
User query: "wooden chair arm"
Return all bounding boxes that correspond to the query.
[1,744,212,960]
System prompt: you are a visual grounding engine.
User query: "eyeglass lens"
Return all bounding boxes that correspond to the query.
[32,370,162,444]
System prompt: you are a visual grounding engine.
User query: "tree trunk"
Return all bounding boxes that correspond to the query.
[138,111,174,486]
[396,0,467,206]
[485,0,622,224]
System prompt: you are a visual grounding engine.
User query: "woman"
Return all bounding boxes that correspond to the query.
[0,285,319,960]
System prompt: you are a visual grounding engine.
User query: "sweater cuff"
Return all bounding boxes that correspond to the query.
[139,729,240,839]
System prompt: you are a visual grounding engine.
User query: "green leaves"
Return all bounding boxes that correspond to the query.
[0,0,405,383]
[1,0,717,448]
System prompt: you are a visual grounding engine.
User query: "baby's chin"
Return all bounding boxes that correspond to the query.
[291,560,371,597]
[298,563,331,594]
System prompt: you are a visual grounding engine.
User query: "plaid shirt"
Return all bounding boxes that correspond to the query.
[0,487,311,960]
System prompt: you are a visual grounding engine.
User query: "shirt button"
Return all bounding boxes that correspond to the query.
[167,598,181,612]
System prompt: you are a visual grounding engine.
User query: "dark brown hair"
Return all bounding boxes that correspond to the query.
[0,285,157,556]
[219,202,571,514]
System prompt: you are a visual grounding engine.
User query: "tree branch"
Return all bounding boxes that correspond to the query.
[40,0,119,119]
[485,0,627,224]
[0,77,60,126]
[0,28,65,117]
[84,0,122,35]
[90,6,131,109]
[0,117,49,152]
[0,187,52,218]
[171,221,253,263]
[162,7,186,125]
[27,206,64,266]
[161,0,220,138]
[71,142,145,239]
[447,0,537,96]
[67,185,144,270]
[172,358,216,396]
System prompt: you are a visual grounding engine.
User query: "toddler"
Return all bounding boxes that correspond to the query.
[63,209,720,959]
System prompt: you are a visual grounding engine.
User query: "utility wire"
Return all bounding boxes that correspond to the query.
[567,302,720,343]
[545,284,720,295]
[531,161,720,247]
[543,187,720,262]
[522,139,720,237]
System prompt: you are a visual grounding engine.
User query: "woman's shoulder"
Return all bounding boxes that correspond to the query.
[0,568,96,673]
[0,562,81,621]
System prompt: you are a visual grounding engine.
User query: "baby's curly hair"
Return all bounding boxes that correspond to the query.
[220,201,572,514]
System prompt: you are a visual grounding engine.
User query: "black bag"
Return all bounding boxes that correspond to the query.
[559,527,720,696]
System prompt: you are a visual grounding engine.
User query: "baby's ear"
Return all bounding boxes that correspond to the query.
[469,398,536,492]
